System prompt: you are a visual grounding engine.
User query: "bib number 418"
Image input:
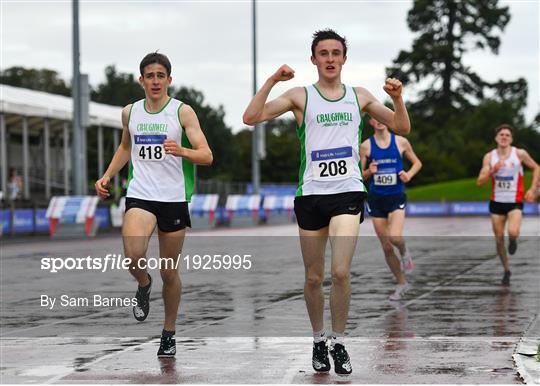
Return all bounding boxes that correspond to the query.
[138,145,163,161]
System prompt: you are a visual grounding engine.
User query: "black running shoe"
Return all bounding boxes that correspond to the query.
[157,334,176,357]
[502,271,511,286]
[508,239,517,255]
[330,343,352,376]
[312,340,330,373]
[133,274,152,322]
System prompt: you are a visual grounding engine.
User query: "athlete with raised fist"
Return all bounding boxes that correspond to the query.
[243,29,410,376]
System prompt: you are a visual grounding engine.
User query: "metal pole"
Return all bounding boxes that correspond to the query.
[72,0,83,195]
[63,122,70,195]
[22,117,29,199]
[0,114,7,197]
[113,129,120,199]
[44,118,51,198]
[97,125,103,178]
[251,0,260,194]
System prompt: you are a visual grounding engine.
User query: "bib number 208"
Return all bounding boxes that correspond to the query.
[319,160,348,178]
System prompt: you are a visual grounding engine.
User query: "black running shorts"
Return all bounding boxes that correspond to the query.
[125,197,191,232]
[489,200,523,215]
[294,191,366,231]
[367,192,407,218]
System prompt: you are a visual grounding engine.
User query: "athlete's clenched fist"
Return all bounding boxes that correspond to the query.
[383,78,403,99]
[270,64,295,83]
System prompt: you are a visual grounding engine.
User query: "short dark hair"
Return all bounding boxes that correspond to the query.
[311,29,348,57]
[139,52,171,77]
[495,124,514,135]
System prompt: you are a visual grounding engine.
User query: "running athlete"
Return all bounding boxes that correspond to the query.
[95,52,213,357]
[360,117,422,301]
[477,124,538,285]
[243,29,410,376]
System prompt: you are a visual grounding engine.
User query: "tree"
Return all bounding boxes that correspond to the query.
[382,1,538,185]
[0,66,71,96]
[171,86,236,180]
[91,65,144,105]
[260,118,300,183]
[386,0,516,113]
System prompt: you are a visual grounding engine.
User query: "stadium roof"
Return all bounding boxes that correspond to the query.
[0,84,123,129]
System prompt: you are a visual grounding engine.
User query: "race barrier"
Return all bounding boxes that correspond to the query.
[405,202,450,216]
[1,200,538,236]
[46,196,100,238]
[225,194,262,226]
[262,195,295,224]
[189,194,220,229]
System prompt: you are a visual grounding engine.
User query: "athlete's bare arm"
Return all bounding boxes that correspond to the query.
[356,78,411,135]
[360,139,377,180]
[398,137,422,183]
[517,148,540,202]
[95,105,133,198]
[163,104,213,166]
[243,65,305,125]
[477,152,494,186]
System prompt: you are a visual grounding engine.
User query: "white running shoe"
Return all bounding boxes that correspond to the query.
[401,250,414,274]
[389,283,410,301]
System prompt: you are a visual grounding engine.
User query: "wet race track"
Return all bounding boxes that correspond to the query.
[1,217,539,384]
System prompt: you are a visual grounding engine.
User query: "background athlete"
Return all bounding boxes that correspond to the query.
[243,29,410,376]
[95,52,213,357]
[360,117,422,301]
[477,124,538,285]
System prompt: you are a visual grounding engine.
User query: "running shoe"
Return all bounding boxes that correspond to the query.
[329,343,352,376]
[389,283,410,301]
[508,239,518,255]
[502,271,511,286]
[401,251,415,274]
[312,340,331,373]
[133,274,152,322]
[157,333,176,357]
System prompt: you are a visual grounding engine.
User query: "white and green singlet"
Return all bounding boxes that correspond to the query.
[126,98,194,202]
[296,84,366,196]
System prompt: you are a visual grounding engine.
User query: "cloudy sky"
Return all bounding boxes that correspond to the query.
[2,0,538,132]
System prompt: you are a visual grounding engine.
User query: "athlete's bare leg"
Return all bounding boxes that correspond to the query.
[372,217,407,285]
[491,214,510,271]
[329,214,360,334]
[387,209,406,255]
[123,208,156,287]
[506,209,522,244]
[299,226,328,333]
[158,228,186,331]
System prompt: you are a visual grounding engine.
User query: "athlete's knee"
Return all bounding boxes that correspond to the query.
[508,228,520,239]
[305,271,324,288]
[389,235,403,246]
[124,246,147,262]
[331,267,350,284]
[160,268,180,284]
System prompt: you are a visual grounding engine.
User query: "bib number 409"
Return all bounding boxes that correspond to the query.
[374,173,397,186]
[319,160,348,178]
